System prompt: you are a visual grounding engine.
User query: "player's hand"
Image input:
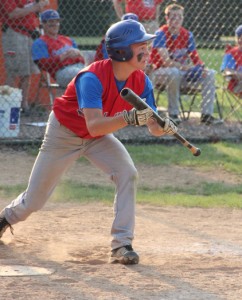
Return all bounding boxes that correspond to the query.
[36,0,49,12]
[123,107,153,126]
[163,117,178,135]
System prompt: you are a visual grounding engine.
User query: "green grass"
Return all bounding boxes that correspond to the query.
[1,142,242,208]
[127,143,242,174]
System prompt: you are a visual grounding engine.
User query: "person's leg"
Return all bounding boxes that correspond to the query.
[83,134,138,250]
[19,75,31,110]
[2,112,89,225]
[2,28,39,110]
[152,67,182,117]
[200,69,216,115]
[55,63,85,88]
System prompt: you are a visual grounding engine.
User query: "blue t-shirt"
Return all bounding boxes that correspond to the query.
[75,72,157,112]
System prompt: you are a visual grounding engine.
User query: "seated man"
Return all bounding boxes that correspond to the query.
[32,9,85,88]
[221,25,242,97]
[149,3,221,125]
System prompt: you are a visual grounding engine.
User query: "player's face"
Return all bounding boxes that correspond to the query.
[166,9,184,29]
[43,19,60,35]
[129,42,150,70]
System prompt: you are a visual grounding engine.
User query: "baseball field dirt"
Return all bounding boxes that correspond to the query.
[0,150,242,300]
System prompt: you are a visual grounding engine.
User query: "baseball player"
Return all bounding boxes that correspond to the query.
[149,3,222,125]
[0,20,177,265]
[220,25,242,97]
[32,9,85,88]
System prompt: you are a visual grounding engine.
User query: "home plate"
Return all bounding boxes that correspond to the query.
[0,265,55,277]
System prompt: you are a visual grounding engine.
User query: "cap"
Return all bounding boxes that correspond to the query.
[40,9,60,23]
[121,13,139,21]
[235,25,242,37]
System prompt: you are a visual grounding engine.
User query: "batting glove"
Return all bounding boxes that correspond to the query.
[163,117,178,135]
[123,108,153,126]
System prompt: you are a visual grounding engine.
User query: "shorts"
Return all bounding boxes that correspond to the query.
[2,27,39,77]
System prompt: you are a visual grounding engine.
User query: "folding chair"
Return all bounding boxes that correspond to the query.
[35,71,64,107]
[220,44,242,122]
[155,84,223,121]
[220,73,242,121]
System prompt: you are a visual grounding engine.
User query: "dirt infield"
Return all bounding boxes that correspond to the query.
[1,151,242,300]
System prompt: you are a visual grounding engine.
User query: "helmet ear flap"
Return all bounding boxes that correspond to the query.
[106,46,133,62]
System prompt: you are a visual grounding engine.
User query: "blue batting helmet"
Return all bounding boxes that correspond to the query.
[121,13,139,21]
[105,20,156,62]
[40,9,60,23]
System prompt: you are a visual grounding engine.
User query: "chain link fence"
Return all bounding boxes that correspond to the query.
[0,0,242,145]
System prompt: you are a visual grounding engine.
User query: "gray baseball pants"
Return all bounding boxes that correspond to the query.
[3,111,138,250]
[151,67,216,116]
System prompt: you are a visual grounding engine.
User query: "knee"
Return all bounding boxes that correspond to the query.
[111,165,138,184]
[166,68,182,87]
[204,69,215,82]
[128,166,139,182]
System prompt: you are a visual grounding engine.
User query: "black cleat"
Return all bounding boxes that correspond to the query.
[110,245,139,265]
[0,211,13,238]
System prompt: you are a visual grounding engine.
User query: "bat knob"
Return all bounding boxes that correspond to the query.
[193,148,201,156]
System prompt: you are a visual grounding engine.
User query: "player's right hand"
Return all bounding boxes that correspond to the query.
[163,117,178,135]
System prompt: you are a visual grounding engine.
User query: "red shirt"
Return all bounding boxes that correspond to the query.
[53,59,145,139]
[150,25,203,69]
[119,0,163,21]
[226,47,242,95]
[0,0,39,35]
[34,35,85,79]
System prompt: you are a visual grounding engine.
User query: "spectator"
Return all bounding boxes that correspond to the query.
[0,19,177,265]
[221,25,242,97]
[149,3,222,125]
[94,13,139,62]
[0,0,49,113]
[112,0,163,34]
[32,9,85,88]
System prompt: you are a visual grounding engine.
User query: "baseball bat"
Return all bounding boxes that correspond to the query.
[120,88,201,157]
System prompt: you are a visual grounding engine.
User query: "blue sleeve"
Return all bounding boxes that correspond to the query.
[140,75,157,113]
[188,32,196,52]
[71,38,78,49]
[31,39,49,61]
[75,72,103,109]
[220,53,236,71]
[152,30,166,49]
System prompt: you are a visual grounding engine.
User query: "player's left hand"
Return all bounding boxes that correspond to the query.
[123,107,153,126]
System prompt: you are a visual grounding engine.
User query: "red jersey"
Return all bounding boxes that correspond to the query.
[150,25,203,69]
[119,0,163,21]
[53,59,145,139]
[226,47,242,95]
[0,0,39,36]
[33,35,85,79]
